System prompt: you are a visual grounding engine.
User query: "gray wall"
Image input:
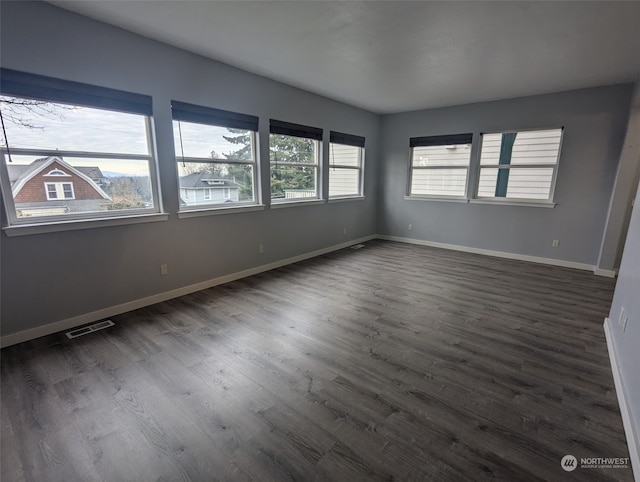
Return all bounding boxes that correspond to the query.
[598,83,640,270]
[0,1,637,341]
[379,86,633,266]
[608,180,640,457]
[0,1,380,336]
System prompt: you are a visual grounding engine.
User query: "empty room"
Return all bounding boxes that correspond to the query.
[1,1,639,480]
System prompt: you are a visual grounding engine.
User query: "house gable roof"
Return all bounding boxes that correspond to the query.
[179,172,240,189]
[11,157,110,200]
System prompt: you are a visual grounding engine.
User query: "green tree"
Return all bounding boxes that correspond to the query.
[268,134,316,199]
[178,128,316,202]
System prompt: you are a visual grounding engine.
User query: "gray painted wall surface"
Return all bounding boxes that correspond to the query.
[598,84,640,270]
[0,1,380,336]
[379,86,633,266]
[608,181,640,454]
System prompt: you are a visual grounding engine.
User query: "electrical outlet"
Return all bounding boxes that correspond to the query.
[552,240,560,248]
[259,244,264,253]
[408,223,413,231]
[343,227,347,235]
[160,264,168,276]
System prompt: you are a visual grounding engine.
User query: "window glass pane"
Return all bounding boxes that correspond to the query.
[477,168,499,197]
[5,154,154,219]
[509,129,562,165]
[0,95,149,155]
[330,143,360,167]
[412,144,471,167]
[271,166,316,200]
[478,167,554,199]
[329,168,359,197]
[480,129,562,166]
[270,134,317,165]
[177,162,254,206]
[410,168,467,197]
[173,121,252,160]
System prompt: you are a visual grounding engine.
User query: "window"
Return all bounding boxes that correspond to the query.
[0,68,160,225]
[476,128,562,201]
[269,119,322,202]
[408,133,473,197]
[329,131,364,198]
[45,182,74,200]
[172,100,258,210]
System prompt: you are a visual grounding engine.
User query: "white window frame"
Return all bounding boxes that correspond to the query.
[407,133,473,200]
[269,119,323,204]
[473,127,563,205]
[329,130,365,199]
[0,68,163,232]
[45,182,75,200]
[203,188,211,200]
[172,100,260,213]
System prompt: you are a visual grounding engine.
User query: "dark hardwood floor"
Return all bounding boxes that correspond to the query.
[1,240,633,481]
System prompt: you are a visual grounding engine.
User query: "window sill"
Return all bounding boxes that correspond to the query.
[328,196,365,204]
[469,199,556,208]
[3,212,169,237]
[270,199,325,209]
[178,204,266,219]
[404,196,469,204]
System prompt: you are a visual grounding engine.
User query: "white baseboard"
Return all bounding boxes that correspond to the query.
[594,268,618,278]
[377,235,599,273]
[0,233,615,347]
[604,317,640,479]
[0,235,376,348]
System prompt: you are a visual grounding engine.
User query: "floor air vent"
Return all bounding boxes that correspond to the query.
[66,320,114,339]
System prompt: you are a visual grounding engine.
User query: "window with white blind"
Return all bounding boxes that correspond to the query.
[408,133,473,197]
[476,128,562,201]
[329,131,364,198]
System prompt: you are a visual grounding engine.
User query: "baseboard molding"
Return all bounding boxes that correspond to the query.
[604,317,640,479]
[377,235,599,273]
[0,235,376,348]
[594,268,618,278]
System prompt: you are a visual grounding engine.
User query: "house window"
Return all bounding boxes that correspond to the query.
[172,100,258,210]
[476,128,563,201]
[270,119,322,202]
[329,131,364,198]
[0,68,160,226]
[45,182,75,200]
[44,168,70,177]
[408,133,473,197]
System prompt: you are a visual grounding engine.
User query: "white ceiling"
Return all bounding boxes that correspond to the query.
[48,1,640,114]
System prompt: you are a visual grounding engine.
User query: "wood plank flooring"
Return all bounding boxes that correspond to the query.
[1,240,634,481]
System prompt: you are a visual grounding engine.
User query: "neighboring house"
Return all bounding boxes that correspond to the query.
[7,156,111,216]
[179,172,240,206]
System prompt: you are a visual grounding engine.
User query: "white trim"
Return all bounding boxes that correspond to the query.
[594,268,618,278]
[270,199,325,209]
[0,235,377,348]
[404,196,469,203]
[469,199,556,209]
[604,318,640,479]
[3,212,169,237]
[178,204,265,219]
[328,196,365,204]
[377,235,595,272]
